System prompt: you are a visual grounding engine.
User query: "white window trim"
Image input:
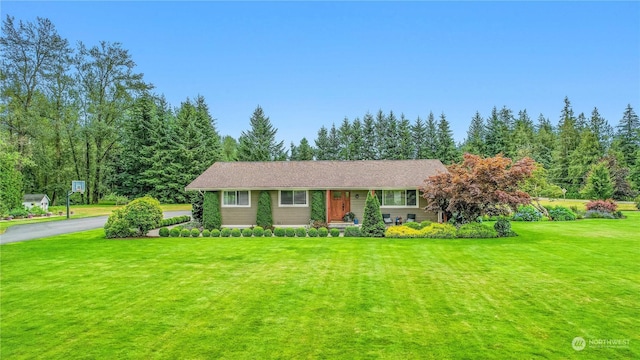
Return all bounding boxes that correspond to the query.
[221,190,252,208]
[278,190,309,207]
[380,189,419,208]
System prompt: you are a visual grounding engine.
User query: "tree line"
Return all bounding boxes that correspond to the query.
[1,16,639,214]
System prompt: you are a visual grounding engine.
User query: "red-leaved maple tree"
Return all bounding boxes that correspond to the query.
[421,153,536,224]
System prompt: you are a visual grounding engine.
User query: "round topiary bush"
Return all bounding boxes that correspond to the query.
[494,219,513,237]
[344,226,362,237]
[264,229,273,237]
[295,227,307,237]
[221,228,231,237]
[181,229,191,237]
[242,228,253,237]
[159,227,170,237]
[104,209,133,239]
[252,226,264,237]
[318,227,329,237]
[124,196,163,237]
[274,228,285,237]
[546,206,576,221]
[169,228,181,237]
[285,228,296,237]
[512,205,542,222]
[231,228,242,237]
[330,228,340,237]
[211,229,220,237]
[191,228,201,237]
[308,228,318,237]
[202,229,211,237]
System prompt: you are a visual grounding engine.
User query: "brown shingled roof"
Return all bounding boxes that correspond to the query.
[186,160,447,191]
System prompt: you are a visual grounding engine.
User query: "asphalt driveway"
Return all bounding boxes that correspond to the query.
[0,211,191,244]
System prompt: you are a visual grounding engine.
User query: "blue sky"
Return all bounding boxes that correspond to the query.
[3,1,639,146]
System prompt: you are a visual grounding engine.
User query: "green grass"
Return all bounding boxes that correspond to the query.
[0,204,191,234]
[1,214,638,359]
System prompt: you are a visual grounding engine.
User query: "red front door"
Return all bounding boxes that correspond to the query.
[329,190,350,222]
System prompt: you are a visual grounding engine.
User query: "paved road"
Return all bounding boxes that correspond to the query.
[0,211,191,244]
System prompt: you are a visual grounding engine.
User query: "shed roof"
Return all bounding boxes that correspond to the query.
[186,160,448,191]
[23,194,50,202]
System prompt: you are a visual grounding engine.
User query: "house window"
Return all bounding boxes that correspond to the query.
[377,189,418,207]
[279,190,308,207]
[222,190,250,207]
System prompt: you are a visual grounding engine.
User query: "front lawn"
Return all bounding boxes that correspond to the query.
[1,213,638,359]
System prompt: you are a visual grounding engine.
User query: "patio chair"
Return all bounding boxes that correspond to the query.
[382,213,393,225]
[406,214,416,222]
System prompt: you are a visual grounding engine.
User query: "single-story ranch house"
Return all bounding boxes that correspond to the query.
[186,159,447,227]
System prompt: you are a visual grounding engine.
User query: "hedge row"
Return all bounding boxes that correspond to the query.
[158,226,345,238]
[159,215,191,227]
[385,221,516,239]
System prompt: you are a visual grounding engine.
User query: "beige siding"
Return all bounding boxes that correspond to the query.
[220,191,259,226]
[221,190,311,226]
[347,190,438,224]
[272,191,311,225]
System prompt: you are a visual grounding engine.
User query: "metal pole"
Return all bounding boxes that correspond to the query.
[67,191,72,219]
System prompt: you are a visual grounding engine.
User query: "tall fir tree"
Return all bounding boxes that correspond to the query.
[290,138,314,161]
[533,114,556,169]
[397,114,413,159]
[327,123,340,160]
[550,97,580,193]
[484,106,510,156]
[512,109,536,159]
[424,112,438,159]
[411,116,427,159]
[374,110,387,159]
[314,126,330,160]
[568,129,603,187]
[588,107,613,151]
[221,135,238,161]
[361,112,377,160]
[237,105,286,161]
[463,111,486,156]
[350,118,364,160]
[337,117,353,160]
[613,104,640,174]
[436,113,458,164]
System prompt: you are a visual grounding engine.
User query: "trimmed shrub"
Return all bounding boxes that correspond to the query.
[169,228,181,237]
[584,210,616,219]
[191,191,204,224]
[318,227,329,237]
[181,229,191,237]
[307,227,318,237]
[211,229,220,237]
[420,223,457,238]
[546,206,576,221]
[585,199,617,213]
[330,228,340,237]
[494,219,513,237]
[252,226,264,237]
[344,226,362,237]
[9,208,29,217]
[191,229,201,237]
[242,228,253,237]
[104,209,133,239]
[361,191,386,237]
[295,227,307,237]
[274,228,285,237]
[28,206,47,216]
[512,205,542,222]
[405,221,423,230]
[264,229,273,237]
[124,196,163,236]
[231,228,242,237]
[203,191,222,230]
[256,191,273,228]
[385,225,421,238]
[285,228,296,237]
[202,229,211,237]
[310,190,326,222]
[221,228,231,237]
[159,227,170,237]
[456,223,498,238]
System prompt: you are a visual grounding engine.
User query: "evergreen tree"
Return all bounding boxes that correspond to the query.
[411,116,428,159]
[314,126,330,160]
[463,111,485,156]
[589,107,612,150]
[337,117,353,160]
[360,191,385,237]
[568,129,603,187]
[327,123,340,160]
[374,110,387,159]
[350,118,364,160]
[580,162,614,200]
[575,112,587,132]
[550,97,580,193]
[256,190,273,228]
[202,191,221,230]
[290,138,314,160]
[436,113,459,164]
[533,114,555,169]
[398,114,413,159]
[614,104,640,172]
[601,155,636,200]
[361,112,377,160]
[512,109,535,159]
[221,135,238,161]
[424,112,438,158]
[237,105,286,161]
[0,136,23,215]
[485,106,510,156]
